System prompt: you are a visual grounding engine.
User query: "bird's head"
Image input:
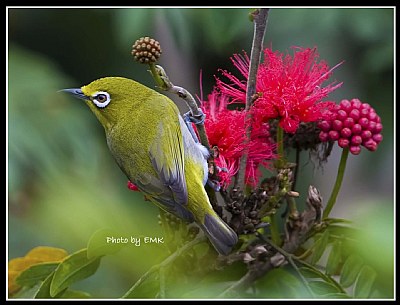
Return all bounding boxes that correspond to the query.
[61,77,152,130]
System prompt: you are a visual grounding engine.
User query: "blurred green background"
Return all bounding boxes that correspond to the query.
[7,8,394,298]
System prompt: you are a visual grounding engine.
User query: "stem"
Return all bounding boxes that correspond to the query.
[322,147,349,219]
[234,8,270,190]
[148,64,211,151]
[149,62,165,89]
[269,126,287,241]
[269,213,282,245]
[275,125,286,169]
[292,148,300,191]
[287,196,298,217]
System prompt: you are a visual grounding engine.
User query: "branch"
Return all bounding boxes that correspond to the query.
[131,37,211,151]
[151,64,211,151]
[234,8,270,190]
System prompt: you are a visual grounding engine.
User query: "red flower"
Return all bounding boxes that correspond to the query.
[201,90,275,188]
[217,47,342,133]
[127,180,139,191]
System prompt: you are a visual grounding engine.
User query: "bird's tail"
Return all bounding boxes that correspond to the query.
[199,212,238,255]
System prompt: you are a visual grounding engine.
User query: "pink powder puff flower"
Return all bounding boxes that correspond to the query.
[201,90,275,188]
[217,47,342,133]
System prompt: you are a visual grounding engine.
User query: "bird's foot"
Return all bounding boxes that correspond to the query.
[183,109,206,125]
[183,110,206,143]
[207,179,221,192]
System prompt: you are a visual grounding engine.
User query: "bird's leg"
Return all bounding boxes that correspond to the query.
[207,179,221,192]
[183,109,206,144]
[183,110,220,192]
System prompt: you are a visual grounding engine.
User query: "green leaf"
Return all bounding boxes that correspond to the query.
[50,249,101,297]
[299,266,323,279]
[34,272,65,299]
[340,254,364,288]
[326,241,342,275]
[192,242,210,258]
[255,267,310,298]
[326,225,359,240]
[320,292,351,299]
[310,230,330,265]
[298,264,346,294]
[11,283,42,299]
[182,281,236,299]
[353,265,377,298]
[309,280,340,295]
[324,218,354,226]
[60,289,91,299]
[16,262,59,287]
[87,228,127,259]
[121,272,159,299]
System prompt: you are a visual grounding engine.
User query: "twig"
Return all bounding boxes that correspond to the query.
[151,64,211,151]
[121,236,207,299]
[234,8,270,190]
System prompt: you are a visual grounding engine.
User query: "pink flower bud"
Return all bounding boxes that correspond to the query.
[343,117,355,128]
[349,109,360,121]
[361,130,372,140]
[360,108,370,118]
[361,103,371,110]
[364,139,377,151]
[351,124,362,135]
[338,138,350,148]
[351,99,362,109]
[329,130,340,141]
[340,99,352,112]
[318,131,328,142]
[349,145,361,155]
[332,120,343,131]
[372,133,383,143]
[318,120,331,132]
[337,110,347,121]
[368,111,378,122]
[340,127,352,138]
[369,121,377,132]
[351,135,362,146]
[359,117,369,129]
[374,123,383,133]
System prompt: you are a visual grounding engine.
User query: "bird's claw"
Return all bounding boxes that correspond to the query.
[183,109,206,125]
[207,179,221,192]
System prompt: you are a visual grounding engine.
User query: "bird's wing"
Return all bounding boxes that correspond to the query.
[134,172,193,222]
[148,110,188,207]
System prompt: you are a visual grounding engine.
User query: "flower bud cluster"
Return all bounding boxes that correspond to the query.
[318,99,383,155]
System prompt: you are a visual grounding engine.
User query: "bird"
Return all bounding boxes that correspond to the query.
[61,76,238,255]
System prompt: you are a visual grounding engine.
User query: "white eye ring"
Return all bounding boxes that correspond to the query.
[92,91,111,108]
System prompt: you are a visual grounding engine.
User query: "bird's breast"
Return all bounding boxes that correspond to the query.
[105,123,157,182]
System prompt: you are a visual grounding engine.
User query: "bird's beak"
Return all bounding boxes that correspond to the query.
[59,88,89,101]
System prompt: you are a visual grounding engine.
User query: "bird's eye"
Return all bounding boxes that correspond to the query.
[92,91,111,108]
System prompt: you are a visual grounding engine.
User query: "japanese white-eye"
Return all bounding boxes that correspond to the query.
[61,77,238,255]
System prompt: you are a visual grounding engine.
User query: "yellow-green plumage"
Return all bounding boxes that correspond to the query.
[65,77,237,255]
